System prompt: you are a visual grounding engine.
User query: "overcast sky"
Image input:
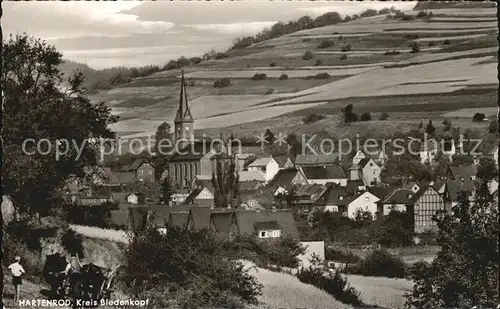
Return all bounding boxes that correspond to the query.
[3,1,415,69]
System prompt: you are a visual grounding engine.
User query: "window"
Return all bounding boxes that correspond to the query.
[369,163,373,167]
[259,231,267,238]
[339,196,344,200]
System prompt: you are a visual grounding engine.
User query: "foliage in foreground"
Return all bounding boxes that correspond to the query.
[121,225,263,309]
[296,256,362,306]
[347,249,407,279]
[405,158,499,308]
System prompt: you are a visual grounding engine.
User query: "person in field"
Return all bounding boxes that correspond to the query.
[8,255,25,302]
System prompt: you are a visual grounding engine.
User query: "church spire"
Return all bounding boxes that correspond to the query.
[175,70,193,123]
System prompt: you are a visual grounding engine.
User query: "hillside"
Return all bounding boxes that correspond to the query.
[81,4,497,140]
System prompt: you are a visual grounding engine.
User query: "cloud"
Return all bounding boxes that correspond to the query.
[3,2,175,40]
[186,21,277,35]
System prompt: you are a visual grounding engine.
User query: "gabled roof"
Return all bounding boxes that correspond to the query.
[210,152,231,160]
[239,170,266,182]
[248,157,273,167]
[187,207,212,230]
[382,188,415,205]
[239,180,263,192]
[268,168,304,188]
[210,210,236,236]
[274,156,291,168]
[358,158,378,169]
[107,172,136,185]
[123,158,152,172]
[296,184,326,197]
[448,165,477,181]
[345,179,366,195]
[408,184,441,205]
[254,221,280,231]
[302,166,329,180]
[325,165,347,179]
[320,185,349,206]
[184,188,203,204]
[367,186,392,200]
[168,211,189,228]
[295,154,339,166]
[233,209,298,237]
[442,179,475,202]
[148,204,204,226]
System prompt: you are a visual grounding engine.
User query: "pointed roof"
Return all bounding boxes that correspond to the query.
[175,70,193,123]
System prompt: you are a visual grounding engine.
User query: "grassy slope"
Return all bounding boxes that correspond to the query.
[84,4,497,139]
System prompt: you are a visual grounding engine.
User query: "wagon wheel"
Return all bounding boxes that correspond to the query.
[99,265,121,300]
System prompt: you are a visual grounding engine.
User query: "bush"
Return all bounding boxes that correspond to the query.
[472,112,486,122]
[411,42,420,53]
[340,54,348,60]
[443,39,451,45]
[341,44,352,52]
[269,62,277,67]
[61,229,84,258]
[121,226,263,307]
[302,50,314,60]
[189,57,202,65]
[385,50,401,55]
[353,249,407,278]
[315,59,323,66]
[360,112,372,121]
[303,113,326,124]
[163,60,178,71]
[401,14,414,21]
[379,112,389,120]
[265,88,274,95]
[338,35,344,41]
[251,73,267,81]
[416,11,428,18]
[311,73,330,80]
[428,41,436,47]
[318,40,335,49]
[215,52,228,59]
[279,73,289,80]
[297,258,362,306]
[213,78,231,88]
[325,249,361,264]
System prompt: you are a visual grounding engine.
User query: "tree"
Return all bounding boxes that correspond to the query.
[360,112,372,122]
[442,118,452,132]
[342,104,358,123]
[353,209,373,228]
[302,50,314,60]
[418,121,423,129]
[379,112,389,121]
[360,9,378,18]
[488,119,498,134]
[372,209,414,247]
[285,133,302,159]
[472,112,486,122]
[406,159,499,307]
[154,122,172,156]
[425,120,436,135]
[160,177,174,204]
[212,160,240,208]
[264,128,275,145]
[381,153,432,187]
[411,42,420,53]
[2,35,117,220]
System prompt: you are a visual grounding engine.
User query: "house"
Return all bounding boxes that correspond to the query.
[294,154,339,167]
[240,199,265,211]
[352,149,388,167]
[125,192,146,205]
[184,186,215,207]
[247,156,280,183]
[239,180,263,192]
[405,182,422,194]
[238,170,266,183]
[274,156,295,169]
[301,165,347,186]
[344,179,366,195]
[77,193,113,206]
[345,191,381,219]
[103,171,136,188]
[350,158,381,187]
[268,168,308,193]
[420,139,456,164]
[235,153,254,172]
[294,184,329,213]
[124,159,156,184]
[446,165,477,181]
[379,188,415,216]
[352,150,366,165]
[315,185,350,212]
[171,189,191,205]
[439,179,475,208]
[410,185,446,234]
[147,203,206,230]
[232,209,299,239]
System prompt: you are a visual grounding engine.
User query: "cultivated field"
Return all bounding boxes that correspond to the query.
[85,4,497,139]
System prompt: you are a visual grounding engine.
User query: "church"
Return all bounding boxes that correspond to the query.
[168,71,231,189]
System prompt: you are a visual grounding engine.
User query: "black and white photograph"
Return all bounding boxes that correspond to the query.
[1,1,499,308]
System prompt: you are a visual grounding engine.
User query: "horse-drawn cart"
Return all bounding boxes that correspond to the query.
[43,253,121,307]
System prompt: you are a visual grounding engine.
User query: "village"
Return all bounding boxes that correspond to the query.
[55,73,499,258]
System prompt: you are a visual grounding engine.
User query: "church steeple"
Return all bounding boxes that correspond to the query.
[174,70,195,147]
[175,70,193,123]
